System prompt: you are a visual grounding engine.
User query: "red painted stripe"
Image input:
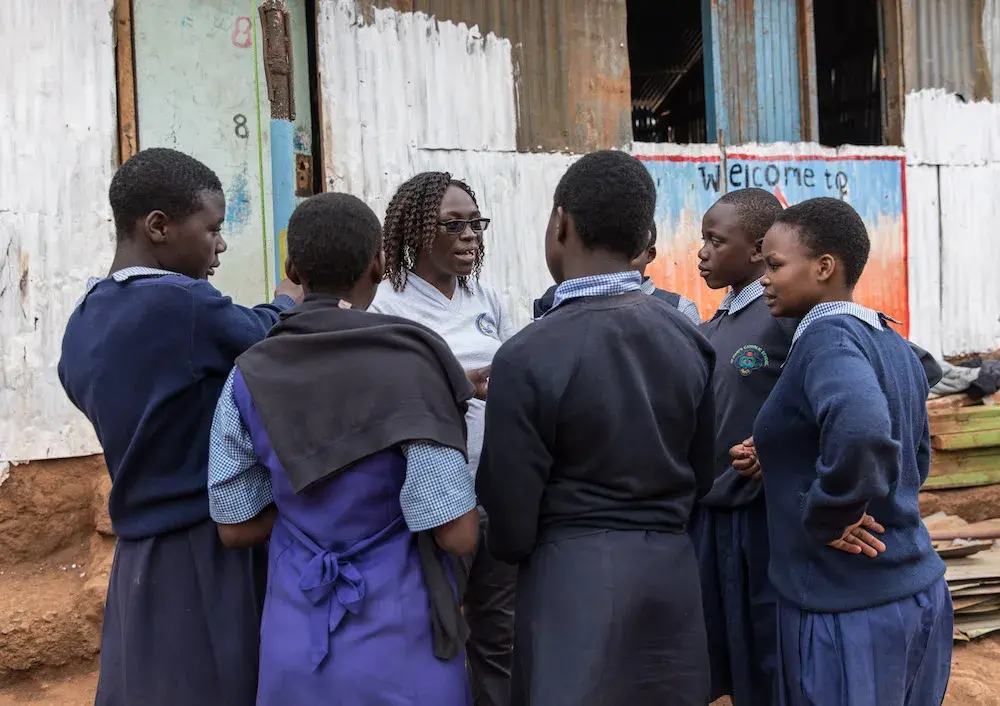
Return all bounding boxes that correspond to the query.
[635,152,905,164]
[634,154,721,163]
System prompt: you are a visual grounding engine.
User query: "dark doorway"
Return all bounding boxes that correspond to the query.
[814,0,884,146]
[627,1,707,144]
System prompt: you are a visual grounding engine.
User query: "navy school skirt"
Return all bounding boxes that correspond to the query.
[95,519,267,706]
[689,497,777,705]
[511,528,709,706]
[775,576,953,706]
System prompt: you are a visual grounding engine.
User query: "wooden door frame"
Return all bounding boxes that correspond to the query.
[114,0,138,164]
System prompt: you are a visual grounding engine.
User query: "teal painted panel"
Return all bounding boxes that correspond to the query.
[133,0,312,303]
[754,0,801,142]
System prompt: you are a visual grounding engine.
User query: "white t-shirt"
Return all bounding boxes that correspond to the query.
[370,273,516,479]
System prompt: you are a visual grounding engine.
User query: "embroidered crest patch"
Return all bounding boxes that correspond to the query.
[731,344,769,376]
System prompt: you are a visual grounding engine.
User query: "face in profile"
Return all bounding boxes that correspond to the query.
[759,222,823,318]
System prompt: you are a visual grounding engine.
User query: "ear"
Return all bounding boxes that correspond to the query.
[750,238,764,263]
[648,244,657,262]
[815,253,837,283]
[553,206,567,244]
[145,210,169,244]
[285,259,302,286]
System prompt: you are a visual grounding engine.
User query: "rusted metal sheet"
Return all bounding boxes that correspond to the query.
[908,0,992,100]
[364,0,631,152]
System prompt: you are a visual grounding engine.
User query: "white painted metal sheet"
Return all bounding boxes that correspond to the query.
[903,89,1000,356]
[0,0,117,461]
[938,165,1000,355]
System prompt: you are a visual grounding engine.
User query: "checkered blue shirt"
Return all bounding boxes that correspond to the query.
[81,266,177,300]
[791,301,885,347]
[549,271,643,313]
[717,280,766,315]
[207,369,476,532]
[639,277,702,325]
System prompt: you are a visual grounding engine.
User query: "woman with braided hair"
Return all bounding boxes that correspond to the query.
[371,172,516,706]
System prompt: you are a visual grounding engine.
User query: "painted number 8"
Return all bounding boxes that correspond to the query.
[233,114,249,140]
[232,16,252,48]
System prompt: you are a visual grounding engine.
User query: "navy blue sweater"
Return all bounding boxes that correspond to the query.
[58,273,293,540]
[477,291,716,564]
[754,315,945,612]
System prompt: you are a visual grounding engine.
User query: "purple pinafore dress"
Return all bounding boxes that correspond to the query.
[232,370,472,705]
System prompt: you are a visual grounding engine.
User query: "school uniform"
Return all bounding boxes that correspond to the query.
[687,280,796,704]
[753,302,952,706]
[57,267,295,706]
[208,296,479,705]
[531,276,702,324]
[477,271,716,706]
[371,272,517,706]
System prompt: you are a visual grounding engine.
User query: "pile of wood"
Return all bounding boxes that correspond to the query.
[926,512,1000,640]
[927,395,1000,490]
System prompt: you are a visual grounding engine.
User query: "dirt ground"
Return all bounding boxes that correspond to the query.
[3,462,1000,704]
[1,639,999,706]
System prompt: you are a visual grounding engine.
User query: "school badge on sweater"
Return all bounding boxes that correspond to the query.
[732,345,769,376]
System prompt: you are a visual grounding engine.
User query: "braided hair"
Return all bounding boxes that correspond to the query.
[383,171,484,291]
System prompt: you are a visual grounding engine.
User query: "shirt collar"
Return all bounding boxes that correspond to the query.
[791,301,891,346]
[548,271,642,314]
[639,276,656,295]
[717,280,765,315]
[82,267,176,297]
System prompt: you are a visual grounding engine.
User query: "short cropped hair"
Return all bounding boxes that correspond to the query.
[286,193,383,290]
[109,148,222,237]
[553,150,656,259]
[775,197,870,286]
[717,187,784,243]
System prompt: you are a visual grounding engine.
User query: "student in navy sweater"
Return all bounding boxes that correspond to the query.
[58,148,302,706]
[689,188,792,706]
[477,151,716,706]
[749,197,951,705]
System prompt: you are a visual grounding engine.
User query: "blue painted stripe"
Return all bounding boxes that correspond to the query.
[755,0,801,142]
[270,118,296,285]
[702,0,727,141]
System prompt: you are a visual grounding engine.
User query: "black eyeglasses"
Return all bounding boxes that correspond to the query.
[438,218,491,235]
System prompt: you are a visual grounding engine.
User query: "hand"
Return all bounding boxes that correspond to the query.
[827,513,886,558]
[730,437,761,480]
[466,367,490,400]
[275,278,304,303]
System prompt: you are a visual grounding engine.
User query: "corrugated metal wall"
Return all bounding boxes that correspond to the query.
[703,0,805,143]
[907,0,992,99]
[904,89,1000,357]
[365,0,631,152]
[755,0,801,141]
[0,0,115,461]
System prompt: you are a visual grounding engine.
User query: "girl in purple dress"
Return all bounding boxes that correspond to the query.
[207,193,480,705]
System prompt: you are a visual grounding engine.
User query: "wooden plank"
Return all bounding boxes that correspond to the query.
[931,429,1000,451]
[114,0,138,163]
[878,0,904,145]
[927,393,1000,411]
[930,448,1000,477]
[923,470,1000,490]
[929,405,1000,435]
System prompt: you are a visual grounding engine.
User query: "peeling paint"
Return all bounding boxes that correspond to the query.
[0,0,116,461]
[225,170,252,233]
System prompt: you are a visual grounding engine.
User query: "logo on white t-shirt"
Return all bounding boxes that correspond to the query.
[475,313,500,340]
